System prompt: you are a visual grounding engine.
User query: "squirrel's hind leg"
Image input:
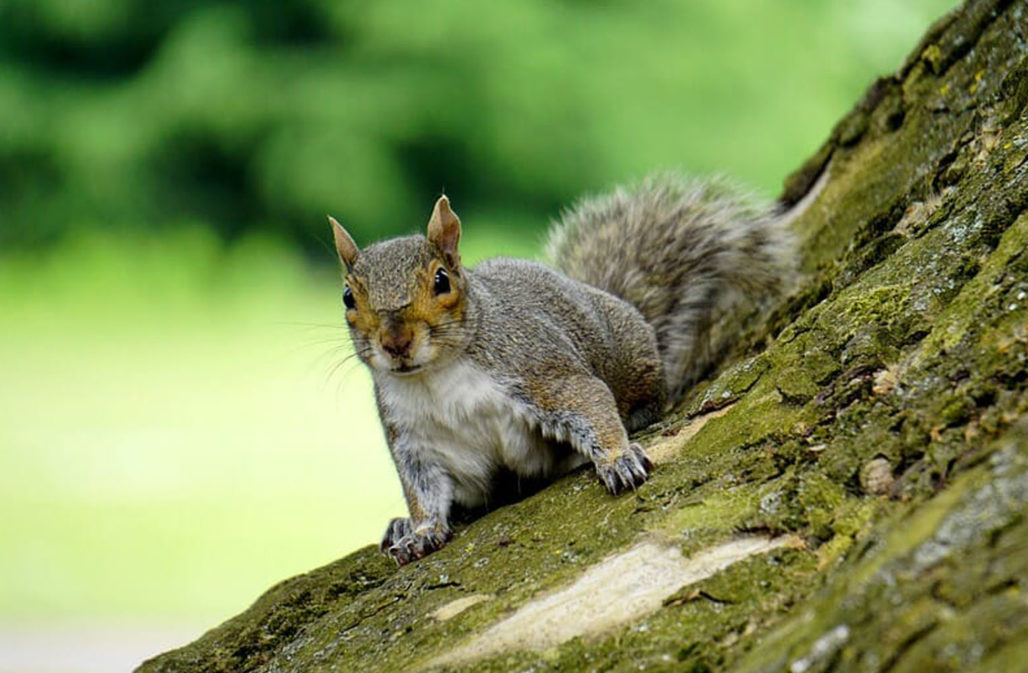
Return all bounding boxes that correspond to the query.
[529,375,653,495]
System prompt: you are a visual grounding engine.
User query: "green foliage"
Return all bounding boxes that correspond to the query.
[0,0,956,252]
[0,226,536,619]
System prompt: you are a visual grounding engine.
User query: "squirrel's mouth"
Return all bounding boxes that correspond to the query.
[391,364,423,375]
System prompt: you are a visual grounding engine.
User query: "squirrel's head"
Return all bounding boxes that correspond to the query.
[330,196,467,376]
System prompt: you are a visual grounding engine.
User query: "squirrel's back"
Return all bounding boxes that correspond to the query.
[546,173,794,401]
[468,257,665,428]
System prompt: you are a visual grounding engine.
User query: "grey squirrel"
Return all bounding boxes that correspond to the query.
[329,173,793,565]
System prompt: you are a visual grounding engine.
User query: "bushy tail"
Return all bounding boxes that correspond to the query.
[546,173,795,402]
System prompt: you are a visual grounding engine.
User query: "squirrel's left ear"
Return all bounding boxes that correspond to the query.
[427,195,461,268]
[328,216,359,271]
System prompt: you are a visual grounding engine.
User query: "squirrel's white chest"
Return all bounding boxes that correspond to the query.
[377,361,562,506]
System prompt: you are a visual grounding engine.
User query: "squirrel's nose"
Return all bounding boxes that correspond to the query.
[381,326,413,358]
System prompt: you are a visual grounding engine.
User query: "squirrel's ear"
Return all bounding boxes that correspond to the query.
[328,216,359,270]
[427,195,461,268]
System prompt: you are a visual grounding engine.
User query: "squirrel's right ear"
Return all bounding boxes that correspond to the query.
[427,195,461,268]
[328,216,359,270]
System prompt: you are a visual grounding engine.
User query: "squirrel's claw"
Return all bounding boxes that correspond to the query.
[380,517,412,553]
[381,517,451,566]
[596,443,652,495]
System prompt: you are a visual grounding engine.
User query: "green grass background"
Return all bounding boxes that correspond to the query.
[0,228,539,621]
[0,0,957,631]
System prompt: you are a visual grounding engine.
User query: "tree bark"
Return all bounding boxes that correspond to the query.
[139,1,1028,671]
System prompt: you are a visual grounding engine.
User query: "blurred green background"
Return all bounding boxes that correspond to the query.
[0,0,955,669]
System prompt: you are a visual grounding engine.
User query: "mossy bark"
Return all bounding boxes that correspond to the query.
[138,1,1028,671]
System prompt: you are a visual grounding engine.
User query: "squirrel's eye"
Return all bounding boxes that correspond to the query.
[343,286,355,310]
[433,268,451,295]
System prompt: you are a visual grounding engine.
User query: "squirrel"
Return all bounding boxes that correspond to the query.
[329,173,793,565]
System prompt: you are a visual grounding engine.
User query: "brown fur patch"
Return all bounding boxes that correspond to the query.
[403,482,429,522]
[529,374,630,464]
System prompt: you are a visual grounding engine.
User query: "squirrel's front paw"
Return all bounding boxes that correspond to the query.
[380,518,451,566]
[596,442,653,495]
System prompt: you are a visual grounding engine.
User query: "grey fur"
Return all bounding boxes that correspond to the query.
[363,253,664,563]
[546,173,795,401]
[341,174,793,564]
[353,238,435,310]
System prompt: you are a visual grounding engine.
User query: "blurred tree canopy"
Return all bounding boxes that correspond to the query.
[0,0,955,255]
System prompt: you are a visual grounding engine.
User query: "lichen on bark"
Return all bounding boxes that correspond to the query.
[138,1,1028,671]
